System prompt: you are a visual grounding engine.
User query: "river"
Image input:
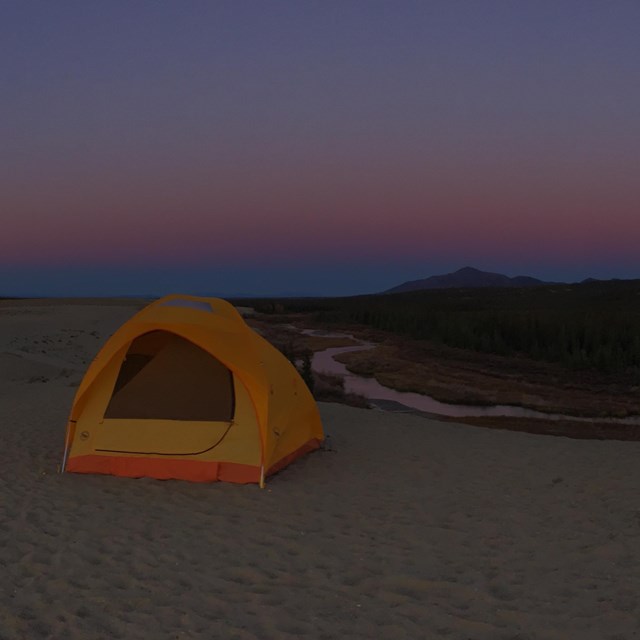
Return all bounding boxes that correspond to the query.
[305,330,640,425]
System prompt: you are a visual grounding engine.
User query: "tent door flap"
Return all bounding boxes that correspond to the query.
[94,419,233,456]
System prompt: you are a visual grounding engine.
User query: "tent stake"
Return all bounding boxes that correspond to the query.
[259,463,265,489]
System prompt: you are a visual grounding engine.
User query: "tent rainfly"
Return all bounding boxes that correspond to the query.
[61,295,323,486]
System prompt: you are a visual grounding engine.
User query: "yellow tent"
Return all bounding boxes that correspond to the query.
[62,294,323,485]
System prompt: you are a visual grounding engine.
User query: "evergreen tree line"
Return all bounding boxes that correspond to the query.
[240,280,640,374]
[340,307,640,373]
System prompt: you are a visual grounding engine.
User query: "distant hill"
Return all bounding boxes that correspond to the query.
[385,266,554,293]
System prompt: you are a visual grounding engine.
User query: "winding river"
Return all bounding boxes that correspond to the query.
[305,330,640,425]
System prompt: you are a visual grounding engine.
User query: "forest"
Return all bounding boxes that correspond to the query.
[237,279,640,375]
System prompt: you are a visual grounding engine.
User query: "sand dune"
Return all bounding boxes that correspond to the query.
[1,300,639,639]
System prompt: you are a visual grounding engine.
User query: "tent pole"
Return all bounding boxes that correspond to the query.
[60,427,71,473]
[259,463,265,489]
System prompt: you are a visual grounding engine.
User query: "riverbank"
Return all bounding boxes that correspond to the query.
[370,400,640,441]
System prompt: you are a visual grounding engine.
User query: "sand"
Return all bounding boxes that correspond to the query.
[1,299,639,640]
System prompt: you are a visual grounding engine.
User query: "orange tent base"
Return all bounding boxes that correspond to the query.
[66,438,322,484]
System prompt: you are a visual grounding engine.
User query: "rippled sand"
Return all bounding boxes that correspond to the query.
[1,299,639,639]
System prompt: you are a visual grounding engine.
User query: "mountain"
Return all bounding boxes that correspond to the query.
[384,267,553,293]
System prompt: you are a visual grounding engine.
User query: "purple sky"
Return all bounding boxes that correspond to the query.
[2,1,639,296]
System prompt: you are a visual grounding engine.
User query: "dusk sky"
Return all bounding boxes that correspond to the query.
[2,1,639,297]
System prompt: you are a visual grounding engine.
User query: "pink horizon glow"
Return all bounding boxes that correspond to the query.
[2,2,639,292]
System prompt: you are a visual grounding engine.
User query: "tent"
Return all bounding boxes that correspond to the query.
[62,294,323,485]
